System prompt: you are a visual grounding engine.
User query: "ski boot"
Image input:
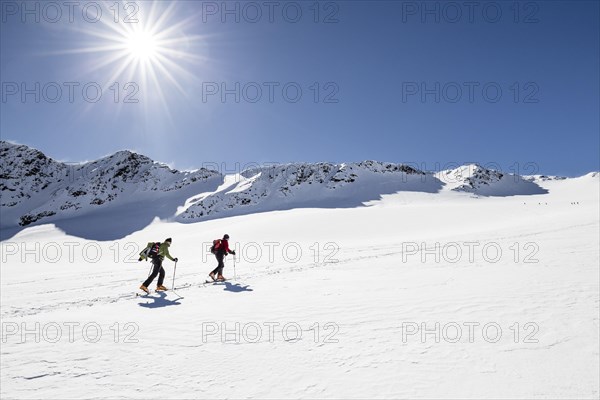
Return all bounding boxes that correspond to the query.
[156,285,168,291]
[209,272,216,282]
[216,274,226,282]
[139,285,150,294]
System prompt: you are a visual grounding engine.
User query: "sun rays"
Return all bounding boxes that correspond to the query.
[47,1,208,118]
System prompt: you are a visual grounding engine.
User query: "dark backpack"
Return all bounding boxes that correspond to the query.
[143,242,161,259]
[210,239,221,254]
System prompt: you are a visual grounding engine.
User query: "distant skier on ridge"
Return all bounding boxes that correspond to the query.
[138,238,178,294]
[209,234,235,282]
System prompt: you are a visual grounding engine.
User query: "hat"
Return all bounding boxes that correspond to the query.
[223,234,230,240]
[165,238,172,243]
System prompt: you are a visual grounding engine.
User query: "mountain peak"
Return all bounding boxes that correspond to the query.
[0,142,222,231]
[0,142,588,237]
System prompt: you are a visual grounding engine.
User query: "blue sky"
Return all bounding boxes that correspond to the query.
[1,0,598,176]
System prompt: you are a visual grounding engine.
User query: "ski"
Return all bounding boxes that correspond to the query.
[133,279,227,297]
[174,283,193,290]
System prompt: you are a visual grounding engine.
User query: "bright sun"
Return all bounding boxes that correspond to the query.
[54,2,206,115]
[126,31,159,61]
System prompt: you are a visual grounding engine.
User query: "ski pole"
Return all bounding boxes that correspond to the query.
[172,260,178,290]
[233,254,236,280]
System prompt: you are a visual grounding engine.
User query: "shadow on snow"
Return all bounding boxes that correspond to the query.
[138,291,183,308]
[220,281,253,293]
[0,175,549,242]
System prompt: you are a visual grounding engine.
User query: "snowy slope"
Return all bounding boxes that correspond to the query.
[177,161,439,221]
[2,143,558,240]
[436,164,549,196]
[0,141,223,240]
[1,164,598,399]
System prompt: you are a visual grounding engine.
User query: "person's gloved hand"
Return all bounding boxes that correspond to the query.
[231,250,236,256]
[138,256,143,262]
[174,257,179,262]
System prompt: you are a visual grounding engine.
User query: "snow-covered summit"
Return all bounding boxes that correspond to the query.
[437,164,549,196]
[2,142,583,239]
[178,161,432,221]
[0,141,68,209]
[0,141,221,230]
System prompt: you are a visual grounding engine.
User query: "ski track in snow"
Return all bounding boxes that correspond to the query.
[4,220,596,319]
[1,168,598,399]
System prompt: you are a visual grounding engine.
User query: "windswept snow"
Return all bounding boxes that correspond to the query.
[2,142,560,241]
[436,164,549,196]
[1,143,599,399]
[178,161,437,221]
[0,142,222,240]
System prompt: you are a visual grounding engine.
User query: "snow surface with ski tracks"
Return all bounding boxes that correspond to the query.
[1,169,598,398]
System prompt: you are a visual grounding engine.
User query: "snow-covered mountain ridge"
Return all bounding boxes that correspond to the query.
[0,141,221,229]
[1,141,591,234]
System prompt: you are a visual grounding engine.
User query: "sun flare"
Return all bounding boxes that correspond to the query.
[52,1,207,116]
[125,30,159,61]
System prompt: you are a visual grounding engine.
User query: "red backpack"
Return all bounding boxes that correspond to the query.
[210,239,221,254]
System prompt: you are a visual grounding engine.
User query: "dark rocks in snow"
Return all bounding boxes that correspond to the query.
[19,211,57,226]
[0,141,221,228]
[0,141,568,230]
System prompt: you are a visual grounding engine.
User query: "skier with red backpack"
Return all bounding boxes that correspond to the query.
[209,234,235,281]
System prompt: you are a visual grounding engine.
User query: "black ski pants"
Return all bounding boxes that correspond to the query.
[210,254,225,276]
[143,257,165,287]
